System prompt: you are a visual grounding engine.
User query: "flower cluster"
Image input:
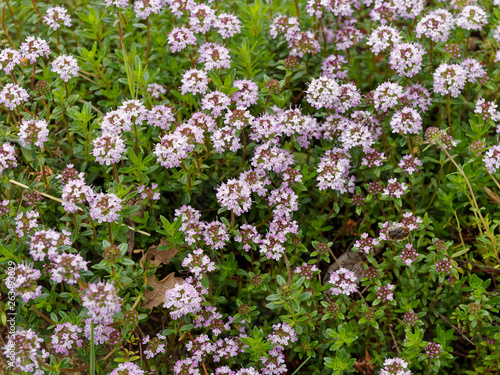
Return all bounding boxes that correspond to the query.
[328,268,358,296]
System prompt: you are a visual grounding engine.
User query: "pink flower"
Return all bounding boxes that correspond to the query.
[216,178,252,215]
[82,280,122,325]
[433,63,466,98]
[201,91,230,117]
[51,54,79,81]
[0,83,29,110]
[43,6,71,30]
[390,107,422,135]
[92,135,126,165]
[306,76,340,110]
[389,42,426,78]
[181,68,209,95]
[20,35,50,63]
[198,42,231,71]
[88,192,122,223]
[168,26,197,53]
[215,13,241,39]
[328,267,358,296]
[147,83,166,98]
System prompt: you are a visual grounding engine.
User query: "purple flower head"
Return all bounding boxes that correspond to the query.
[154,132,190,168]
[398,155,423,175]
[147,105,175,130]
[168,26,197,53]
[215,13,241,39]
[0,48,22,73]
[233,79,259,107]
[92,135,126,165]
[216,178,252,216]
[380,358,412,375]
[0,83,29,110]
[164,279,205,319]
[51,54,79,82]
[51,323,83,356]
[134,0,163,19]
[143,333,167,359]
[321,54,348,79]
[461,58,488,84]
[382,178,408,199]
[29,229,71,261]
[62,178,92,213]
[288,31,320,58]
[9,263,42,302]
[433,63,466,98]
[251,143,295,174]
[201,91,231,118]
[456,6,488,30]
[403,311,418,326]
[20,35,50,63]
[15,210,39,238]
[399,243,418,266]
[18,118,49,148]
[2,328,48,373]
[182,248,216,279]
[260,231,286,261]
[373,82,403,112]
[138,183,160,201]
[353,233,380,254]
[203,220,230,250]
[475,98,500,122]
[181,68,209,95]
[82,280,122,325]
[50,252,88,284]
[328,267,358,296]
[88,192,122,223]
[306,75,341,110]
[234,224,262,251]
[484,145,500,173]
[109,362,145,375]
[270,15,300,41]
[166,0,195,18]
[404,84,432,113]
[0,143,17,174]
[268,185,299,219]
[389,42,425,78]
[294,263,319,280]
[189,4,216,34]
[268,322,297,346]
[198,43,231,71]
[316,148,355,193]
[147,83,166,99]
[416,9,454,42]
[425,342,442,360]
[436,259,452,275]
[333,20,363,50]
[367,25,402,54]
[361,149,386,168]
[425,127,458,149]
[101,109,132,136]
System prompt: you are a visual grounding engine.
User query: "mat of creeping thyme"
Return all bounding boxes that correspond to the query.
[1,1,500,375]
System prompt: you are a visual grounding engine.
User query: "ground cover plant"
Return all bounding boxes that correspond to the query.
[1,0,500,374]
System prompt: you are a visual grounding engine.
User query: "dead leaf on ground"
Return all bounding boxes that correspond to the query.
[354,348,374,374]
[142,272,183,310]
[483,186,500,205]
[140,237,179,268]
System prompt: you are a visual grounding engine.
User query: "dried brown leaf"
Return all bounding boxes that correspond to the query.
[354,348,374,374]
[141,237,178,268]
[142,272,183,310]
